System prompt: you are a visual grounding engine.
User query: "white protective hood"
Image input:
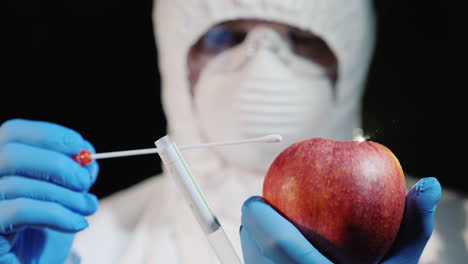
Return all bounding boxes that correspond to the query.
[151,0,376,262]
[155,0,376,169]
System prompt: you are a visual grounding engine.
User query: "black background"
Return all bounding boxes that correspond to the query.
[2,1,466,198]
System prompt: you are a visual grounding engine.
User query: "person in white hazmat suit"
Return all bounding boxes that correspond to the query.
[0,0,466,263]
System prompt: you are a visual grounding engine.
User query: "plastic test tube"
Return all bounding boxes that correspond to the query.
[155,135,242,264]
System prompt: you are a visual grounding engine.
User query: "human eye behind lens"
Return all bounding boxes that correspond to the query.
[200,28,247,54]
[288,30,336,63]
[288,30,321,49]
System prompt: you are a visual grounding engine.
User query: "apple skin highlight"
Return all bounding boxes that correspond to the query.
[263,137,406,264]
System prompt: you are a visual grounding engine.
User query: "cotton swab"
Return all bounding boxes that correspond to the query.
[72,134,282,166]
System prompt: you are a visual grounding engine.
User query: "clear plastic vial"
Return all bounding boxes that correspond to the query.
[155,135,242,264]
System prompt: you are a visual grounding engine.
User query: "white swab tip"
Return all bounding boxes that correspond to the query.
[261,134,282,143]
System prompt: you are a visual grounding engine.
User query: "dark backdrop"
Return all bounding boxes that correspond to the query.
[2,1,466,198]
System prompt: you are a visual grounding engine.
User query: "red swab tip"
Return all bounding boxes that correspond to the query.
[72,149,93,166]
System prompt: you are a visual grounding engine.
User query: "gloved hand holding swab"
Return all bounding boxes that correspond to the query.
[72,134,282,166]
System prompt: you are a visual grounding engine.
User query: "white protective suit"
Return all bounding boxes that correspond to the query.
[72,0,468,263]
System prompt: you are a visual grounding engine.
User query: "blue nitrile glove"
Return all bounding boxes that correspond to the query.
[0,119,99,263]
[240,177,442,264]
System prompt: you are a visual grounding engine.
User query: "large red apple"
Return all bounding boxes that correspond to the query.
[262,137,406,264]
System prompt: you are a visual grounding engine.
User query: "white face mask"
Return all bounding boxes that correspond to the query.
[193,27,336,172]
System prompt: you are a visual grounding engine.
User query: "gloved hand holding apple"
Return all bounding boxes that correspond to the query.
[240,137,441,264]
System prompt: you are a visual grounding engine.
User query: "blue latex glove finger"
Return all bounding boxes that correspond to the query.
[0,119,85,155]
[382,177,442,264]
[0,252,20,264]
[240,196,333,264]
[0,234,15,255]
[0,226,77,264]
[13,228,76,264]
[0,233,19,263]
[0,176,98,216]
[0,143,93,191]
[0,198,89,234]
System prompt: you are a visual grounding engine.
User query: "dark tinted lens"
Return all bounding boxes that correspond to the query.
[287,29,338,84]
[200,28,247,54]
[289,31,323,59]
